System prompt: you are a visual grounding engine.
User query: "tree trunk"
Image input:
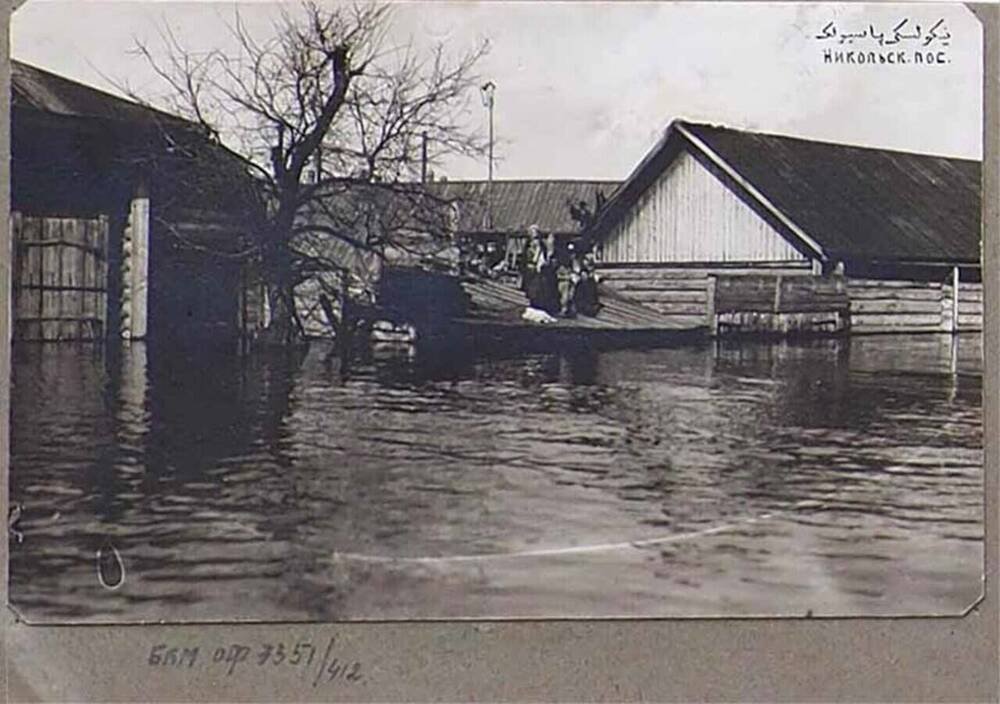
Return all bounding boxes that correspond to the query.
[261,282,302,346]
[259,216,305,347]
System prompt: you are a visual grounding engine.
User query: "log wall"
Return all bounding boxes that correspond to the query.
[596,264,984,336]
[596,266,713,330]
[847,279,983,333]
[714,274,848,335]
[945,282,985,332]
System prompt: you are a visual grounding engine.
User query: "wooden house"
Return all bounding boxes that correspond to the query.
[10,60,265,351]
[585,119,983,336]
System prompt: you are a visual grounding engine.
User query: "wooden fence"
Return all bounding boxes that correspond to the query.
[12,212,109,341]
[596,264,983,336]
[848,279,983,333]
[713,274,848,335]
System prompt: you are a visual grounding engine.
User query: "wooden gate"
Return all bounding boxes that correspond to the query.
[12,212,110,341]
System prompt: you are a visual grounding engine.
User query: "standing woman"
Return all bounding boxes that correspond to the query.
[538,232,561,314]
[523,225,546,308]
[574,253,601,317]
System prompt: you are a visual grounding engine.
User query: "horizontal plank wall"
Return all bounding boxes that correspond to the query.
[714,274,848,335]
[596,266,984,336]
[596,266,712,330]
[11,211,109,341]
[943,280,984,332]
[848,279,983,333]
[596,264,835,334]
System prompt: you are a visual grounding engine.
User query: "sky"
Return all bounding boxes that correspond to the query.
[11,1,984,181]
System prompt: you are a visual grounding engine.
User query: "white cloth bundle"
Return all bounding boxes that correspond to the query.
[522,307,558,324]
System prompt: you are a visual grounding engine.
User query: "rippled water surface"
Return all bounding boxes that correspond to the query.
[9,334,984,622]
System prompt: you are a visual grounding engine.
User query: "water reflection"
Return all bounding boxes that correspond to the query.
[9,334,983,622]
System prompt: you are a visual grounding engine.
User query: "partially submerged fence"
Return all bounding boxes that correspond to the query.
[713,274,848,335]
[597,264,983,336]
[847,279,983,334]
[11,212,110,341]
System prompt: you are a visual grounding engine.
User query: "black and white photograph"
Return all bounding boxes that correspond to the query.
[6,1,985,623]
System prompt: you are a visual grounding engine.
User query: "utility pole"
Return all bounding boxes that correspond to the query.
[480,81,496,229]
[421,131,428,183]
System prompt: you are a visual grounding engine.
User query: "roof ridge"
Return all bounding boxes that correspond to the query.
[674,117,980,163]
[435,178,621,184]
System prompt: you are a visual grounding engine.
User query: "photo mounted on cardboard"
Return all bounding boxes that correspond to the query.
[6,1,985,623]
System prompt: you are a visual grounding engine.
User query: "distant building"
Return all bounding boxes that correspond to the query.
[432,179,619,238]
[11,60,265,349]
[585,119,983,335]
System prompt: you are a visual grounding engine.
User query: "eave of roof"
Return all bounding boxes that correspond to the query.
[11,59,196,130]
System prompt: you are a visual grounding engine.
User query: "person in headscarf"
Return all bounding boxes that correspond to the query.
[522,225,560,314]
[558,242,581,317]
[538,232,561,314]
[574,252,601,317]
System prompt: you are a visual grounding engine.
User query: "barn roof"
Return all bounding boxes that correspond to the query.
[589,120,982,265]
[431,179,620,236]
[12,59,191,128]
[11,60,262,227]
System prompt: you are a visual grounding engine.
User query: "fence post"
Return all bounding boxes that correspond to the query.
[121,181,150,340]
[706,275,717,336]
[951,266,960,334]
[9,211,20,343]
[129,185,150,341]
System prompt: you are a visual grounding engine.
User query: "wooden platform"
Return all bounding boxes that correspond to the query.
[459,277,704,332]
[368,269,707,355]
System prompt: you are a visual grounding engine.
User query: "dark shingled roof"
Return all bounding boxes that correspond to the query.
[431,179,620,236]
[12,59,190,127]
[591,120,981,265]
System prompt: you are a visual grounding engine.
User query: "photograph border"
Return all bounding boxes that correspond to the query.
[3,1,998,700]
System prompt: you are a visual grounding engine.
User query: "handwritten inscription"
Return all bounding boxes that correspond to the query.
[147,637,364,688]
[812,18,953,66]
[814,18,951,47]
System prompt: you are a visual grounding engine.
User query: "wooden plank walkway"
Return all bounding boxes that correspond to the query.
[458,278,703,332]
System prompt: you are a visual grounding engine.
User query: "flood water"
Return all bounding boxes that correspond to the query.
[8,334,984,622]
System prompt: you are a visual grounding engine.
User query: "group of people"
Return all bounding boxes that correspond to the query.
[455,224,601,320]
[520,225,600,319]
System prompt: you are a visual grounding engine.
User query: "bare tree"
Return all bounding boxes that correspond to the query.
[128,2,488,344]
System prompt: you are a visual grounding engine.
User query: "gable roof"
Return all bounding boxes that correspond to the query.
[11,60,263,226]
[589,120,981,265]
[12,59,192,128]
[431,179,619,236]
